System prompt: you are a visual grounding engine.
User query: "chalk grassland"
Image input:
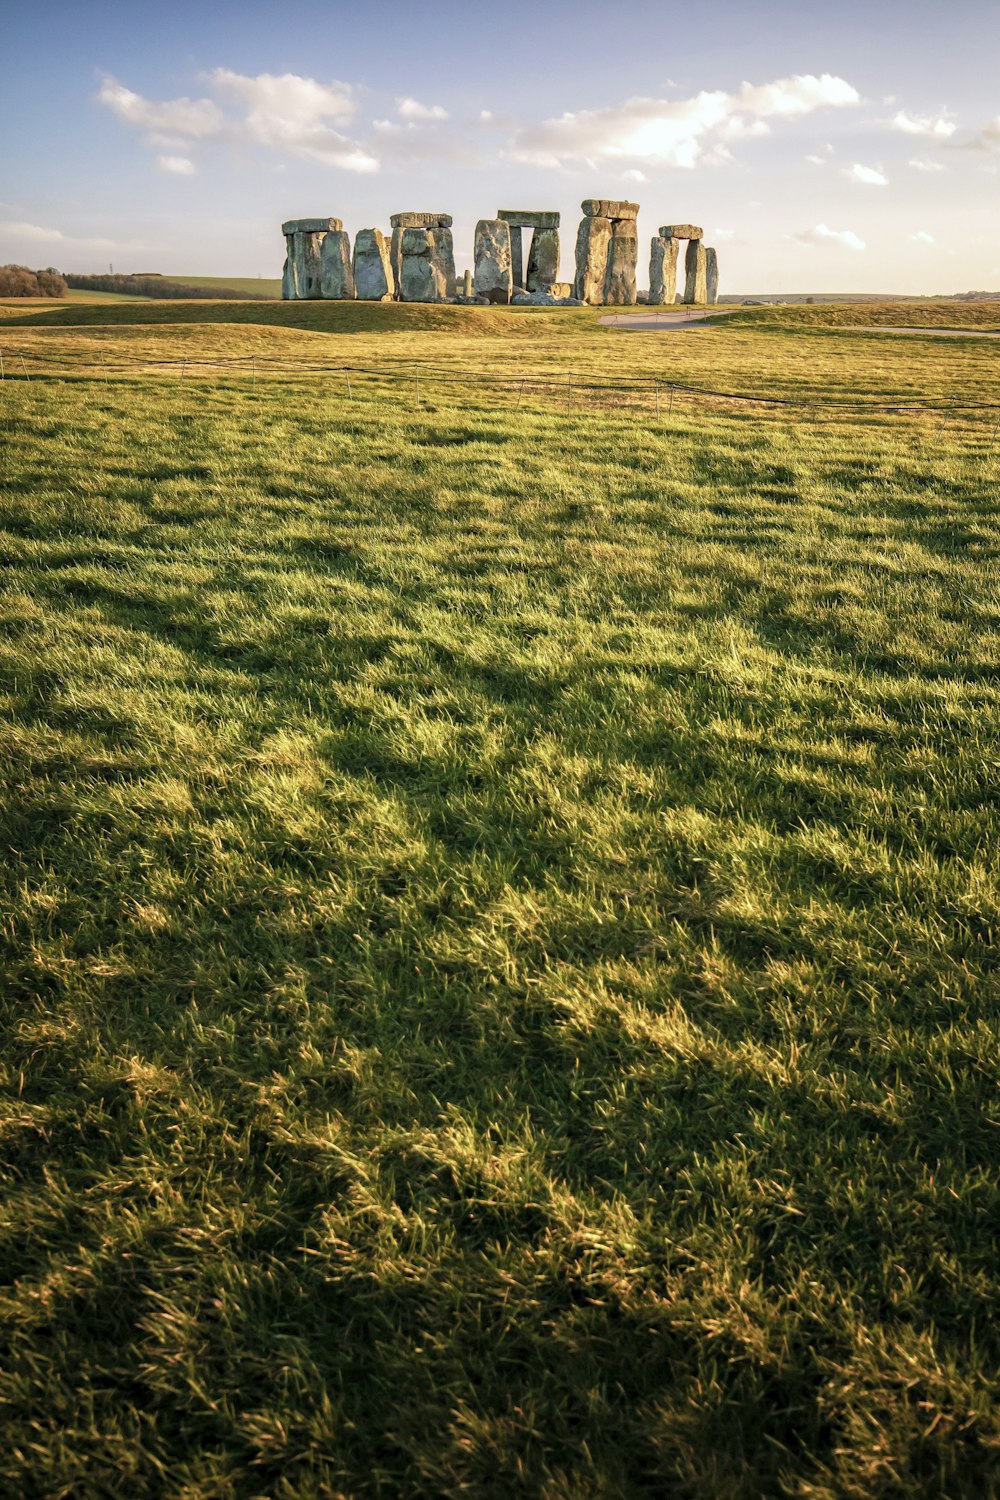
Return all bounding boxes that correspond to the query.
[0,300,998,1498]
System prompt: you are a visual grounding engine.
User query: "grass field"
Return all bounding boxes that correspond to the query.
[1,297,998,1498]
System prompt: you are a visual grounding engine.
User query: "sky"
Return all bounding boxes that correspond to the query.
[2,0,998,293]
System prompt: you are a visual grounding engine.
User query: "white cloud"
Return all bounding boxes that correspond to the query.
[396,97,448,121]
[910,230,935,244]
[964,117,1000,152]
[842,162,888,185]
[909,157,944,172]
[806,153,827,165]
[98,70,378,174]
[98,78,224,138]
[795,224,867,252]
[507,71,860,170]
[156,155,196,175]
[623,168,647,181]
[0,221,147,262]
[890,109,955,139]
[480,110,493,122]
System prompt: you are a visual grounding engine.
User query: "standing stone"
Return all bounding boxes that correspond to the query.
[320,230,355,300]
[399,227,446,302]
[508,226,524,292]
[281,218,343,300]
[604,220,638,305]
[353,228,394,301]
[388,216,452,300]
[573,215,612,303]
[684,240,707,304]
[648,236,679,306]
[473,219,513,302]
[281,257,294,301]
[526,227,559,291]
[705,247,719,305]
[430,227,457,298]
[463,268,473,296]
[389,227,404,299]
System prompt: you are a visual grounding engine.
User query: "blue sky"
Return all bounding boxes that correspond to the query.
[2,0,998,292]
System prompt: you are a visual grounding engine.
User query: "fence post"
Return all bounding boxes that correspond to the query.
[19,355,30,384]
[668,384,674,416]
[655,382,660,418]
[346,367,352,399]
[0,347,5,381]
[252,355,256,392]
[516,379,525,411]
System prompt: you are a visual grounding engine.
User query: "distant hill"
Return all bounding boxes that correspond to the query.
[65,273,279,301]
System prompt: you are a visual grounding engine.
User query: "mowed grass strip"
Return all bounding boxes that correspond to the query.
[0,317,998,1498]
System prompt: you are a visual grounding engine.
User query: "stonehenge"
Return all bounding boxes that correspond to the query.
[281,201,720,306]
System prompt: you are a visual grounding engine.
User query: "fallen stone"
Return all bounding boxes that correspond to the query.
[573,215,612,303]
[648,235,679,306]
[604,220,638,305]
[473,218,513,301]
[659,224,704,241]
[399,227,446,302]
[282,217,343,235]
[456,293,490,305]
[705,247,719,305]
[353,227,394,301]
[498,210,560,229]
[684,239,708,304]
[526,226,559,291]
[390,212,453,229]
[582,199,638,221]
[320,230,355,300]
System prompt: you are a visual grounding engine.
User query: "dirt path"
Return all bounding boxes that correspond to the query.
[597,309,730,331]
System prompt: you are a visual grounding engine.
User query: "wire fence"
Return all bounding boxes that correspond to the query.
[3,344,1000,442]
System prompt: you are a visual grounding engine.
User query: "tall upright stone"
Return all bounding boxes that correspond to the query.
[604,220,638,305]
[399,227,447,302]
[509,226,524,290]
[526,227,560,291]
[463,268,473,296]
[473,219,513,302]
[684,240,707,304]
[353,228,394,301]
[281,217,342,300]
[389,214,453,301]
[573,216,612,303]
[648,236,679,305]
[431,226,457,298]
[320,230,355,300]
[705,247,719,305]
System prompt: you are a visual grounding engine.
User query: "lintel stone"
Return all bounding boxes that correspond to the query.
[282,217,343,235]
[497,210,560,229]
[659,224,703,241]
[390,211,453,229]
[582,199,638,221]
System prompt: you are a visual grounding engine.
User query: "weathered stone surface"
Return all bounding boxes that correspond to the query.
[573,215,612,303]
[281,257,294,301]
[320,230,355,300]
[512,290,583,306]
[399,227,446,302]
[290,230,325,300]
[582,199,638,221]
[659,224,703,241]
[389,212,452,229]
[389,227,404,298]
[463,269,473,296]
[526,226,559,291]
[498,209,560,229]
[431,226,457,298]
[508,227,524,292]
[473,218,512,301]
[282,217,343,235]
[705,247,719,305]
[604,220,638,305]
[648,235,679,306]
[353,228,393,301]
[684,239,708,304]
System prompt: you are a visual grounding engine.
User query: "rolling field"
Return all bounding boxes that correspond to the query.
[0,298,998,1497]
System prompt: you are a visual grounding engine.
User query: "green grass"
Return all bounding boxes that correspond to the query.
[161,274,283,298]
[0,301,999,1498]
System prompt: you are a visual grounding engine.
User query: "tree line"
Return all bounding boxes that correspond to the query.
[64,273,269,301]
[0,265,68,298]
